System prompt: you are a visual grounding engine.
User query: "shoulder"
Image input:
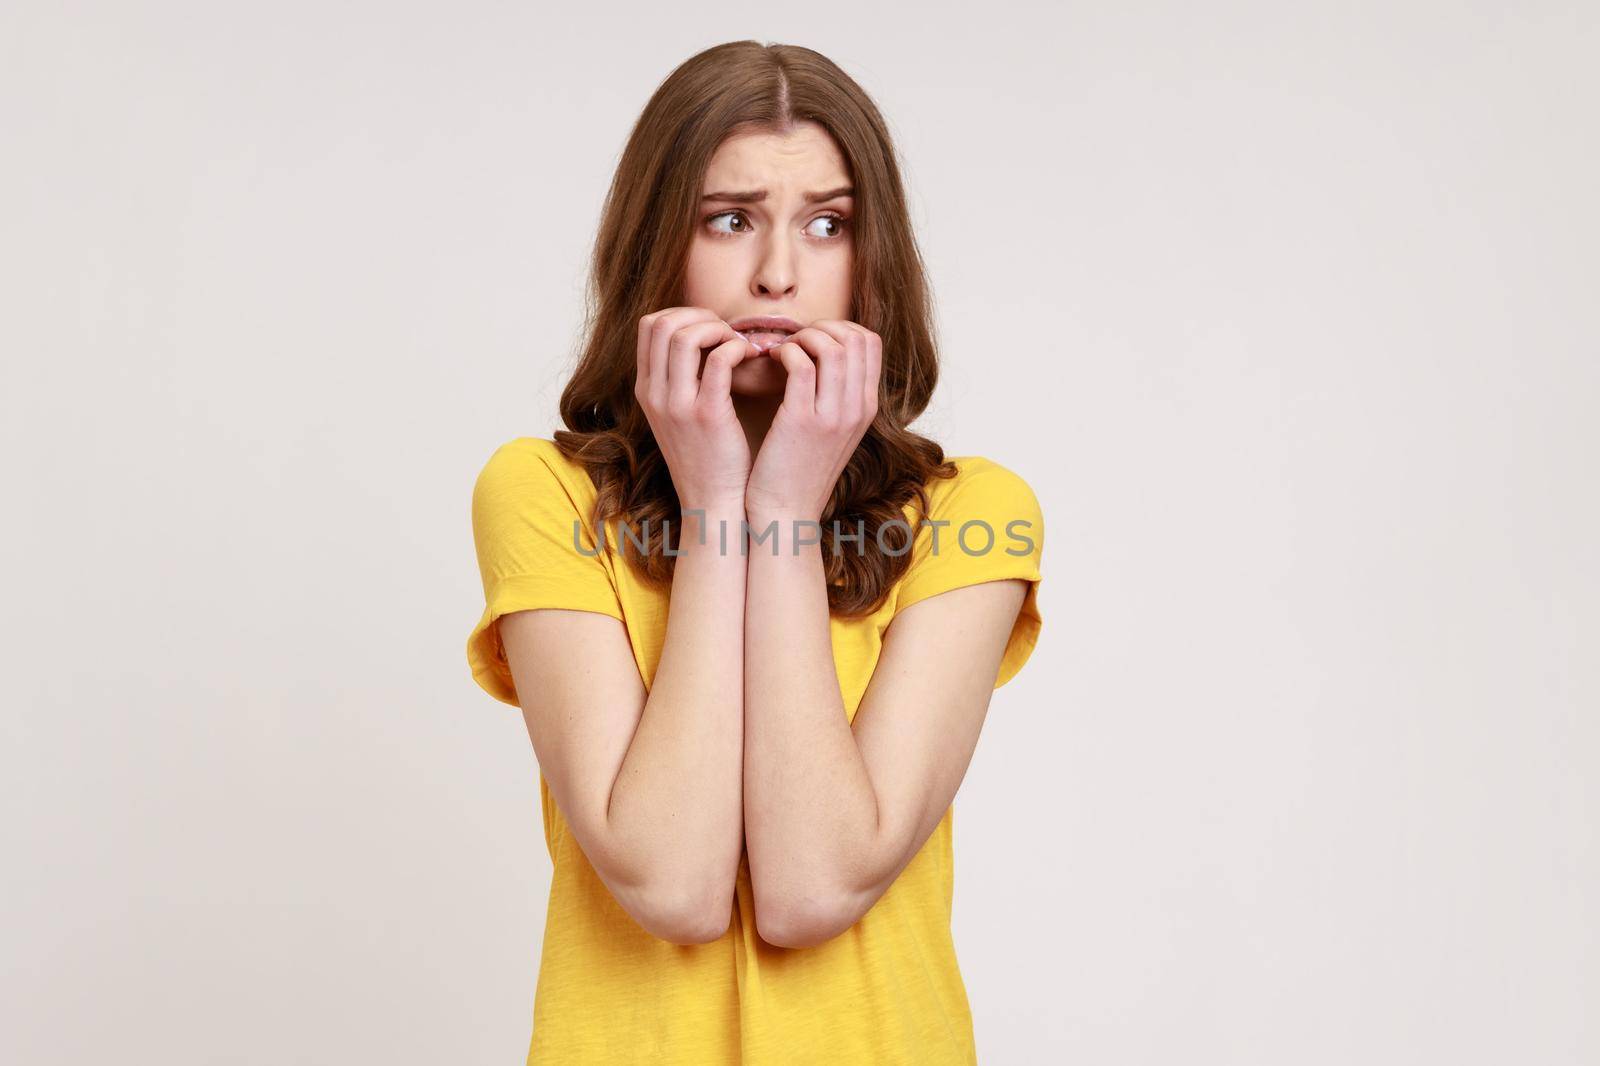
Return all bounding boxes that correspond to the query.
[471,436,601,531]
[473,436,594,499]
[474,436,567,482]
[891,453,1045,620]
[918,454,1043,533]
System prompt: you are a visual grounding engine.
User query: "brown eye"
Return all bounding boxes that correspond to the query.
[706,210,749,235]
[805,213,848,239]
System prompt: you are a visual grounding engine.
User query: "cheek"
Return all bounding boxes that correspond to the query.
[681,245,711,303]
[684,242,743,303]
[829,248,855,315]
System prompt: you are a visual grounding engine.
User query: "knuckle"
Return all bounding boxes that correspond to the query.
[670,322,711,350]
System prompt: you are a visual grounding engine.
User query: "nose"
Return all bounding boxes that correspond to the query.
[751,228,797,299]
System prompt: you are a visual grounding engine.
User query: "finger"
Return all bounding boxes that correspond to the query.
[771,340,817,415]
[637,307,699,390]
[647,308,716,408]
[698,334,753,407]
[863,329,882,424]
[812,321,880,430]
[636,311,659,393]
[793,323,857,419]
[839,334,864,426]
[667,319,739,412]
[793,328,847,425]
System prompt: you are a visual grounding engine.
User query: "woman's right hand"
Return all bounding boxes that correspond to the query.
[634,307,760,512]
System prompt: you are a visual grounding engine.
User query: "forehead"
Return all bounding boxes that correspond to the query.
[701,122,850,192]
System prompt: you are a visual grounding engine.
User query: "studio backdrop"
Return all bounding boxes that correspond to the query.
[4,3,1595,1064]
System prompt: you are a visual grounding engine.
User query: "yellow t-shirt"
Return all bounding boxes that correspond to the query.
[467,436,1044,1065]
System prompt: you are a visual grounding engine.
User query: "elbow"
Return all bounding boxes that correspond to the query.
[630,877,734,946]
[753,881,861,950]
[591,838,736,945]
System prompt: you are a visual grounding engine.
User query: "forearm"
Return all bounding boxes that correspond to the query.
[606,503,747,920]
[742,511,881,939]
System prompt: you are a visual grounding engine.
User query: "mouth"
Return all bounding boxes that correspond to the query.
[739,330,792,352]
[729,315,802,353]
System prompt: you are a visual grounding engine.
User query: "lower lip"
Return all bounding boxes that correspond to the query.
[737,330,793,352]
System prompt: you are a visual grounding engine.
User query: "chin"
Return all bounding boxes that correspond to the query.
[729,358,787,398]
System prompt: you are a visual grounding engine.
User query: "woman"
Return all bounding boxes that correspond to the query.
[467,40,1044,1065]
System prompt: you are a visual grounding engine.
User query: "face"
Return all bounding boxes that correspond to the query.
[681,121,855,398]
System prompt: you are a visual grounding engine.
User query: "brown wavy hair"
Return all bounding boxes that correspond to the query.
[551,40,957,617]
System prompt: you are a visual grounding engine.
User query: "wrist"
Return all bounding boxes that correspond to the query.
[744,508,818,531]
[680,496,747,520]
[672,503,747,560]
[744,492,821,528]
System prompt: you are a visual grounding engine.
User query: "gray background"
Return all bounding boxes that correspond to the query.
[4,2,1595,1063]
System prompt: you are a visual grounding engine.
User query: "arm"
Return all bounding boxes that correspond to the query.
[741,512,1027,948]
[488,309,762,945]
[501,501,747,945]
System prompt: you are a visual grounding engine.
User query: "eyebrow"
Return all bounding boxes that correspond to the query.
[700,185,855,204]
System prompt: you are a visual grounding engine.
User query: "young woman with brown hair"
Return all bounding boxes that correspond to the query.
[467,39,1044,1065]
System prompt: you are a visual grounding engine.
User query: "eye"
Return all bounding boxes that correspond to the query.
[705,210,751,236]
[806,213,849,239]
[703,210,851,240]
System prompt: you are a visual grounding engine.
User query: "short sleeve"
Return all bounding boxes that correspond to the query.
[894,458,1044,689]
[466,439,625,707]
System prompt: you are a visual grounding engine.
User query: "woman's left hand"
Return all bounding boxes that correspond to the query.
[745,320,882,523]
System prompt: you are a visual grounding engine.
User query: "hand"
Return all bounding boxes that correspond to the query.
[745,320,882,522]
[634,307,762,512]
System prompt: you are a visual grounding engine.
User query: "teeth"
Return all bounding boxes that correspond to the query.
[738,329,792,352]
